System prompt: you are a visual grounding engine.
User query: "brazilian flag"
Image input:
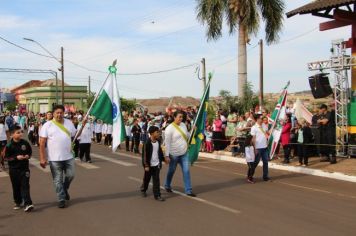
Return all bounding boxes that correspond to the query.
[188,73,211,164]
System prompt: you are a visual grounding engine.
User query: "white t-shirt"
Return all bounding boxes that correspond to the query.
[78,123,93,144]
[251,124,268,149]
[40,119,77,161]
[0,123,9,141]
[164,122,189,157]
[150,141,160,167]
[245,146,255,163]
[95,123,102,133]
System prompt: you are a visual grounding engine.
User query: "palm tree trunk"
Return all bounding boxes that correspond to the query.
[238,24,247,98]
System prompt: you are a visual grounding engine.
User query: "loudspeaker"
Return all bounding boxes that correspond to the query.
[308,73,333,99]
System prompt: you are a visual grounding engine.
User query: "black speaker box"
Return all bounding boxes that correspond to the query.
[308,73,333,99]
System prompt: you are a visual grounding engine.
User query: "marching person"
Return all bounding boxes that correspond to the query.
[251,114,271,181]
[131,119,141,154]
[77,117,92,163]
[164,111,196,197]
[244,135,256,184]
[39,105,77,208]
[103,123,113,148]
[140,126,167,201]
[95,119,103,144]
[4,126,34,212]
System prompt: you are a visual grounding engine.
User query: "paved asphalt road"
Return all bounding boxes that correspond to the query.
[1,143,356,236]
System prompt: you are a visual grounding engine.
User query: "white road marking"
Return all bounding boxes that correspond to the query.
[30,159,51,173]
[0,171,9,178]
[128,176,240,215]
[113,152,141,160]
[75,159,100,169]
[91,153,136,167]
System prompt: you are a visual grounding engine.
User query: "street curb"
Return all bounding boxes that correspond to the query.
[199,152,356,183]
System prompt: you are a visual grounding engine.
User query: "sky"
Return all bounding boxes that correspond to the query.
[0,0,352,99]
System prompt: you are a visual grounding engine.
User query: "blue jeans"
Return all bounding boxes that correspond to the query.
[165,153,193,194]
[255,148,269,179]
[49,158,75,201]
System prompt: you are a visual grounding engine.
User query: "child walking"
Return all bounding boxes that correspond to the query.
[4,126,34,212]
[140,126,166,201]
[245,135,256,184]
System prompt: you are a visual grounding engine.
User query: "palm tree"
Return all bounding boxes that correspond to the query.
[196,0,285,97]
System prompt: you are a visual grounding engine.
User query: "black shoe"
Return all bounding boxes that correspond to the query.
[87,160,92,163]
[186,193,197,197]
[65,191,70,201]
[58,201,66,208]
[155,196,165,201]
[165,188,173,193]
[141,192,147,197]
[263,177,272,182]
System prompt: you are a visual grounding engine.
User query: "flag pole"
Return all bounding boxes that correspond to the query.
[268,81,290,135]
[73,59,117,143]
[188,73,212,145]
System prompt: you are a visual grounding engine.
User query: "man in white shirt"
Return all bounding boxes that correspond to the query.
[251,114,270,181]
[39,105,77,208]
[164,111,196,197]
[103,123,113,147]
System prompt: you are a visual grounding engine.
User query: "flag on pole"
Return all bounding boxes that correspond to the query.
[188,73,212,164]
[294,98,313,124]
[90,64,126,152]
[267,82,290,159]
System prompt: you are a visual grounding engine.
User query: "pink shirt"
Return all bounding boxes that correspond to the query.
[213,120,223,132]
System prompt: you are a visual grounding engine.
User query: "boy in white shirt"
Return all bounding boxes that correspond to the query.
[77,119,93,163]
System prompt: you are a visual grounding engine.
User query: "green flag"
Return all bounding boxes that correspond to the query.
[90,63,126,152]
[188,74,211,164]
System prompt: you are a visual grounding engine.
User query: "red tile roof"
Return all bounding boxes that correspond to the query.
[286,0,356,18]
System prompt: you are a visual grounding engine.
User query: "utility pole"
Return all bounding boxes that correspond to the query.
[61,47,65,105]
[259,39,264,112]
[88,75,91,95]
[201,58,207,91]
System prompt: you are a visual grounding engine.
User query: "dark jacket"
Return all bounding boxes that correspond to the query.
[142,138,164,168]
[131,125,141,139]
[4,138,32,169]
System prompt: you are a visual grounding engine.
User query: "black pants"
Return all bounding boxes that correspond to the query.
[283,145,291,162]
[9,168,32,205]
[247,162,256,179]
[298,143,309,165]
[125,136,130,151]
[132,136,140,153]
[141,166,161,197]
[212,131,224,151]
[104,134,112,146]
[320,127,330,157]
[28,131,35,145]
[79,143,91,161]
[96,133,102,143]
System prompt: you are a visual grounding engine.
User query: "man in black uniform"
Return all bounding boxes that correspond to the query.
[311,108,321,157]
[318,104,336,163]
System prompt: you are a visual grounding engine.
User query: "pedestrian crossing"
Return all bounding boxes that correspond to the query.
[29,159,51,173]
[74,159,100,169]
[91,153,137,167]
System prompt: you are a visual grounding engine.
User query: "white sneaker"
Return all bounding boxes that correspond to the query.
[24,205,34,212]
[13,204,21,210]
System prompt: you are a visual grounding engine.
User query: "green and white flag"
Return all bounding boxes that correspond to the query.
[188,73,212,164]
[267,81,290,159]
[90,65,126,152]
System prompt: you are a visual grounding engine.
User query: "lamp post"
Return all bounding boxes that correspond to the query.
[23,38,64,105]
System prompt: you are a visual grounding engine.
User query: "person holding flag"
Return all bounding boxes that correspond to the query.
[164,111,196,197]
[251,114,270,182]
[39,105,77,208]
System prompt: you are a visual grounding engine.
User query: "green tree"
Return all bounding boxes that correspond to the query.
[5,102,17,112]
[120,98,136,112]
[86,92,96,109]
[239,82,259,113]
[196,0,285,97]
